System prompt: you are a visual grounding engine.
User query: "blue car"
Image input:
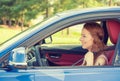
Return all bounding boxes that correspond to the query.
[0,7,120,81]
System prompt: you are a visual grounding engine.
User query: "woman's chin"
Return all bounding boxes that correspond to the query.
[82,46,87,49]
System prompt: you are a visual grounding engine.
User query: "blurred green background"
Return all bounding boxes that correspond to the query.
[0,0,119,44]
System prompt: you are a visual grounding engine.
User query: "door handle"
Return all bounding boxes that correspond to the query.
[50,56,60,58]
[49,53,61,59]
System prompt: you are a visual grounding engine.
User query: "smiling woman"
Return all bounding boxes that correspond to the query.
[80,22,108,66]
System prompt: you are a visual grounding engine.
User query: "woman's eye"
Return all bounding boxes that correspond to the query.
[82,35,86,38]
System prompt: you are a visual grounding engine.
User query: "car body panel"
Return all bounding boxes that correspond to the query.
[1,67,120,81]
[0,70,35,81]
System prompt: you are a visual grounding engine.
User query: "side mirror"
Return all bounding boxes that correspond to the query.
[8,47,27,68]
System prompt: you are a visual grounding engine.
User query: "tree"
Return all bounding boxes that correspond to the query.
[0,0,119,29]
[0,0,16,26]
[0,0,45,29]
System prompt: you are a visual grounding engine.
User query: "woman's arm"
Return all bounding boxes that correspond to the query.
[95,54,107,66]
[83,52,94,66]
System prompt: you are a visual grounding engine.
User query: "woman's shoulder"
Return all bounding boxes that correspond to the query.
[85,52,94,57]
[98,54,107,59]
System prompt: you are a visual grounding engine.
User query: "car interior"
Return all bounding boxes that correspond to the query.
[105,20,120,65]
[26,19,120,67]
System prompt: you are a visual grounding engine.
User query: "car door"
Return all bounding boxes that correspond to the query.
[34,34,120,81]
[41,45,87,66]
[33,66,120,81]
[1,66,120,81]
[1,33,120,81]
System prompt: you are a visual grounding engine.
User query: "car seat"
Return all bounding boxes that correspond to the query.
[106,20,120,65]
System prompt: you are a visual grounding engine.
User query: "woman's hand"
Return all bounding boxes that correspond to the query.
[83,52,94,66]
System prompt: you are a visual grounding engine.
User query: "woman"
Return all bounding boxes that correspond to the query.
[80,22,108,66]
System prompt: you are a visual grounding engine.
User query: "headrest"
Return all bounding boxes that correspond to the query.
[106,20,120,44]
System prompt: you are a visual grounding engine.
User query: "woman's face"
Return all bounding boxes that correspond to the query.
[80,28,94,51]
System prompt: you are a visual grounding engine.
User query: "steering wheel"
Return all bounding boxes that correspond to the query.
[26,47,37,66]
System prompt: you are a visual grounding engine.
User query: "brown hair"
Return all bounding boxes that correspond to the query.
[83,22,106,53]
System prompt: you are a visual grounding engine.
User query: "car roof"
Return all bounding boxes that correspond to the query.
[56,7,120,17]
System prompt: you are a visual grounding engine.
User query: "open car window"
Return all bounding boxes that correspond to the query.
[27,23,86,67]
[51,24,83,45]
[26,21,116,67]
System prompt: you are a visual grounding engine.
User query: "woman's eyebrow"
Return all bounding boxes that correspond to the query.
[81,33,86,35]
